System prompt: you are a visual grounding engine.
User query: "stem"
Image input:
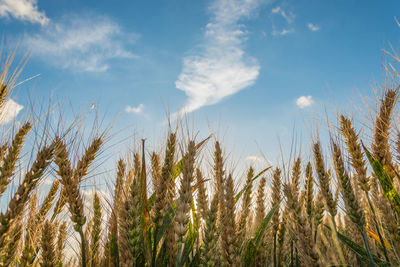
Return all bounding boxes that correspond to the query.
[277,236,282,267]
[361,228,377,267]
[330,216,346,265]
[290,241,294,267]
[151,228,157,267]
[79,229,87,267]
[273,234,277,267]
[314,229,318,243]
[176,242,182,267]
[365,191,390,263]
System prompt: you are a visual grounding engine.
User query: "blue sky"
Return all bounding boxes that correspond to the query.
[1,0,400,169]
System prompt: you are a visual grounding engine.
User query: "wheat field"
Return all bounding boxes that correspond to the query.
[1,49,400,267]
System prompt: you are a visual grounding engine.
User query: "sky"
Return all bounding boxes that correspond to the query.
[1,0,400,173]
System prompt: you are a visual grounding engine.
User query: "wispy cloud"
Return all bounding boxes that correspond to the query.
[174,0,264,116]
[270,6,295,37]
[245,155,264,162]
[296,95,314,108]
[272,27,295,36]
[271,6,295,24]
[307,23,320,32]
[125,104,144,114]
[0,0,49,25]
[0,99,23,125]
[24,15,137,72]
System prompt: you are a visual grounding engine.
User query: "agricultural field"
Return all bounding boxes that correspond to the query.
[0,52,400,266]
[1,0,400,266]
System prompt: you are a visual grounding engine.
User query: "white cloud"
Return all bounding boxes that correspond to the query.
[41,177,54,185]
[82,189,110,212]
[245,155,264,162]
[271,6,295,24]
[174,0,263,116]
[296,95,314,108]
[81,189,112,237]
[125,104,144,114]
[271,6,295,37]
[272,27,295,36]
[0,99,23,125]
[271,6,280,13]
[0,0,49,25]
[307,23,320,32]
[24,15,137,72]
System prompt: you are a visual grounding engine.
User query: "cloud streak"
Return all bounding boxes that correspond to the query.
[174,0,263,116]
[25,15,137,72]
[0,0,49,25]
